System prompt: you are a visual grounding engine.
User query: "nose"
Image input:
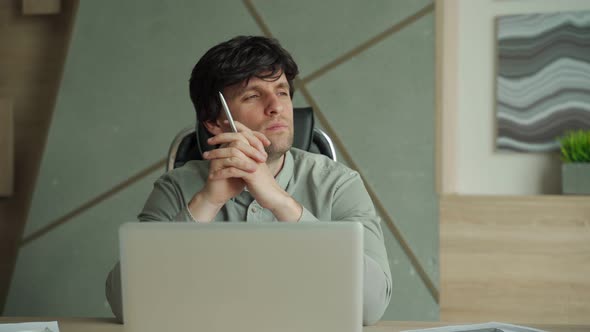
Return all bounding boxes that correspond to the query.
[264,93,284,116]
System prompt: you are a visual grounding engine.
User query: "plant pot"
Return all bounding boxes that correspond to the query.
[562,163,590,195]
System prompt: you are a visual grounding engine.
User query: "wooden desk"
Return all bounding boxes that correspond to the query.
[1,318,589,332]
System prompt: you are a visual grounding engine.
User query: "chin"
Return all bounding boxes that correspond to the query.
[265,145,291,161]
[265,137,293,161]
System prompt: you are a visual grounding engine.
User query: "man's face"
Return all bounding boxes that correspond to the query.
[222,73,294,161]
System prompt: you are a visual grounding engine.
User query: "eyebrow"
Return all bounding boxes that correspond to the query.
[233,80,290,97]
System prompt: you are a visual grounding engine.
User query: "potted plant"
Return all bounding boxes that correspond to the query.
[560,129,590,194]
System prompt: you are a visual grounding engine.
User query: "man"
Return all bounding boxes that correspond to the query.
[106,35,392,325]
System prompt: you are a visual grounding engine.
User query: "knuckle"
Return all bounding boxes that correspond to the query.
[234,141,245,149]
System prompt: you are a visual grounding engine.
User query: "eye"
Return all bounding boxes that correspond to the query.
[244,94,259,100]
[278,91,290,97]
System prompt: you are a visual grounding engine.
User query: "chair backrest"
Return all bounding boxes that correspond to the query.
[167,107,337,171]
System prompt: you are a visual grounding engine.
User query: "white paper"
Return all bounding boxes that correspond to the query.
[0,321,59,332]
[402,322,547,332]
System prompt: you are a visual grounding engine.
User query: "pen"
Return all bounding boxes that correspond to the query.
[218,91,238,133]
[217,91,250,192]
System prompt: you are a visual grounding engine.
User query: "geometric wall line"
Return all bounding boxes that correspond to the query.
[245,0,438,304]
[302,2,435,84]
[6,0,438,321]
[20,159,166,247]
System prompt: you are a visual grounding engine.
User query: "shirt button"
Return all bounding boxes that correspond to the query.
[251,207,258,213]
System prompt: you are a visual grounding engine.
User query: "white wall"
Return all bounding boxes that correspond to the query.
[440,0,590,195]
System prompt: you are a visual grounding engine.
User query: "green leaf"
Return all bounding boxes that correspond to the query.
[559,130,590,163]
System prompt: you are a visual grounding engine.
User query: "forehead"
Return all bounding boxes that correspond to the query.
[228,72,288,93]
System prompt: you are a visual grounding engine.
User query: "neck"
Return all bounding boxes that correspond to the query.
[267,153,286,177]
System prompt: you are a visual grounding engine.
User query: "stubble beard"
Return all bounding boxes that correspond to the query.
[264,130,294,163]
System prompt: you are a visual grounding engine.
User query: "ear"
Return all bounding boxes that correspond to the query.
[203,118,224,136]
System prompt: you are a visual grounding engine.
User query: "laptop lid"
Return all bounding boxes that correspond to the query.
[119,222,363,332]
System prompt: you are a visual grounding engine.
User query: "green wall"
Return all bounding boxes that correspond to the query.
[5,0,437,321]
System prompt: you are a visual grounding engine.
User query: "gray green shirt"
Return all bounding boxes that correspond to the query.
[106,148,392,325]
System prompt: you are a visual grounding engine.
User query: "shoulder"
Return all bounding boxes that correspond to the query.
[158,160,209,186]
[290,148,358,180]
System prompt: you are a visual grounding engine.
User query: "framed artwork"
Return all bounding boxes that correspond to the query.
[495,10,590,152]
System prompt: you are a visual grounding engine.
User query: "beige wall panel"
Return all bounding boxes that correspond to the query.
[434,0,458,194]
[437,0,590,194]
[440,195,590,324]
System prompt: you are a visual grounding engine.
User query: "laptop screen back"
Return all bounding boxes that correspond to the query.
[119,222,363,332]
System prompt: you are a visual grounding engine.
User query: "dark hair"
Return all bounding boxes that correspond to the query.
[189,36,299,124]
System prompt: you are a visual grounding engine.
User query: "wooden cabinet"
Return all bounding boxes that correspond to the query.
[440,195,590,324]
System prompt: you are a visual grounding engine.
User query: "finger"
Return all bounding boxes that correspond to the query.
[211,128,266,162]
[208,132,248,146]
[225,140,266,162]
[252,131,271,147]
[220,121,270,152]
[239,130,268,156]
[208,149,258,173]
[210,167,252,180]
[232,120,250,132]
[204,145,265,165]
[231,121,269,153]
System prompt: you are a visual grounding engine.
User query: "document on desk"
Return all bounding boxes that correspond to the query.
[401,322,547,332]
[0,321,59,332]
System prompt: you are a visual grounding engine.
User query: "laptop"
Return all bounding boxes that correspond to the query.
[119,222,363,332]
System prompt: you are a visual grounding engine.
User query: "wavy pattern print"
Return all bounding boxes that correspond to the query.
[496,10,590,152]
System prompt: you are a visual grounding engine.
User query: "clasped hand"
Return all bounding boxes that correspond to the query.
[201,121,286,208]
[188,121,301,222]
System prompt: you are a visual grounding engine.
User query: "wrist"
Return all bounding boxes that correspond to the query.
[188,191,226,222]
[269,192,302,222]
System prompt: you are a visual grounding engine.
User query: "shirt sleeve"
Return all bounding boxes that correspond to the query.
[363,254,392,325]
[332,171,393,325]
[105,262,123,323]
[298,206,319,222]
[105,175,195,323]
[138,175,192,222]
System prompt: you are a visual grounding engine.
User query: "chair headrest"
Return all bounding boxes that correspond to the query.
[196,107,315,156]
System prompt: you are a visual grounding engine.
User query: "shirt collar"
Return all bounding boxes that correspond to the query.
[275,149,294,190]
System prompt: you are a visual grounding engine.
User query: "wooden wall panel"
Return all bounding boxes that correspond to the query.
[0,0,77,313]
[0,99,14,197]
[440,195,590,324]
[22,0,61,15]
[0,100,14,196]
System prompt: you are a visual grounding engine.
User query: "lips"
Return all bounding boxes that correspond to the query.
[265,122,289,131]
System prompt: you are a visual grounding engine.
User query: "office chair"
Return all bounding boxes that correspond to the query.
[166,107,337,171]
